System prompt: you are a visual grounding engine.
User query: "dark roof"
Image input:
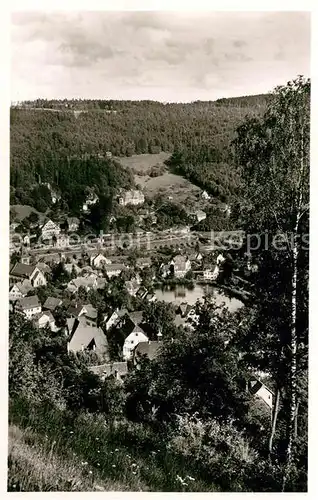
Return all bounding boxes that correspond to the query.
[128,310,144,326]
[12,279,33,295]
[67,303,86,317]
[68,325,109,354]
[10,263,36,278]
[136,286,148,298]
[35,262,51,274]
[18,295,40,310]
[179,302,188,316]
[134,341,161,362]
[43,297,63,311]
[249,378,263,395]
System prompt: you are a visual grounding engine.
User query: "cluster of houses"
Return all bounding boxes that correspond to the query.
[8,245,271,410]
[158,251,226,282]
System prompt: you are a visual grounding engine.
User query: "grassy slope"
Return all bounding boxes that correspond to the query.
[8,425,127,492]
[116,153,204,211]
[8,398,218,492]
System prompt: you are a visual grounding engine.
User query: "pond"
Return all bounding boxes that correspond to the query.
[154,284,243,313]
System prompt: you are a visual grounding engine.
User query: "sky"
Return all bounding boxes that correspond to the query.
[11,11,311,103]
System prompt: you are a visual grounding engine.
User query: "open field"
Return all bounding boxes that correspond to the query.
[115,152,170,173]
[10,205,44,221]
[116,153,204,209]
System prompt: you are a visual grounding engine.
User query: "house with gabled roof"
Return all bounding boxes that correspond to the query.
[249,378,274,410]
[104,263,126,278]
[67,303,88,319]
[133,340,162,367]
[40,219,60,240]
[67,276,98,294]
[90,253,112,269]
[103,308,128,331]
[15,295,41,319]
[10,263,47,288]
[67,323,109,357]
[203,264,219,281]
[123,323,149,361]
[169,255,191,278]
[9,279,33,301]
[83,304,98,326]
[202,190,211,200]
[189,251,204,263]
[43,296,63,312]
[35,262,52,275]
[118,190,145,206]
[33,310,57,331]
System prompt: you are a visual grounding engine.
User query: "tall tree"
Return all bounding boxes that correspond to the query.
[233,76,309,489]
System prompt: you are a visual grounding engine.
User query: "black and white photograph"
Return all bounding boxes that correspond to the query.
[7,6,310,493]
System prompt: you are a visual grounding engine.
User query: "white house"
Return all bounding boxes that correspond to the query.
[170,255,191,278]
[249,378,274,410]
[16,295,42,319]
[203,265,220,281]
[196,210,207,222]
[216,253,226,265]
[10,263,47,288]
[56,233,70,248]
[23,234,30,246]
[104,308,128,331]
[33,311,57,331]
[123,326,149,361]
[9,280,33,301]
[104,263,126,278]
[90,253,112,269]
[41,219,60,240]
[202,190,211,200]
[118,190,145,206]
[30,268,47,288]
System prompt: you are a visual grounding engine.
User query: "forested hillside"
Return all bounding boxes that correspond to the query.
[10,96,268,210]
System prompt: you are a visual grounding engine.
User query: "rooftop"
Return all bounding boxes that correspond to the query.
[18,295,40,309]
[10,263,36,278]
[68,324,109,354]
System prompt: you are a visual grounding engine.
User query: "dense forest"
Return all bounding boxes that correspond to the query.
[10,96,268,211]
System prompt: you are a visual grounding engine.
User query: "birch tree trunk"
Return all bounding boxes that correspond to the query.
[269,386,280,458]
[282,223,300,491]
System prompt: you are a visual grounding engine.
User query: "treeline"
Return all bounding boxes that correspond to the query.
[10,153,134,215]
[14,95,270,111]
[166,145,240,202]
[10,97,267,210]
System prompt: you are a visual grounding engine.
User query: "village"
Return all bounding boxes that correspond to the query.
[9,186,271,411]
